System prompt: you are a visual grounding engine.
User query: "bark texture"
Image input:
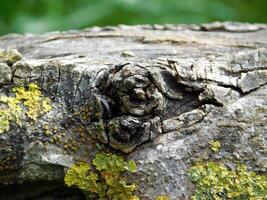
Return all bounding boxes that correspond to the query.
[0,22,266,199]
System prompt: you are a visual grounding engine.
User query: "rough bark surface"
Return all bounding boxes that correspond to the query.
[0,22,266,200]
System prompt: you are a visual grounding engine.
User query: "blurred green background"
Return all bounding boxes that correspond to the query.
[0,0,267,36]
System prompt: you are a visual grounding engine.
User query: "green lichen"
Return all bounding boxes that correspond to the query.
[189,162,267,200]
[209,140,221,153]
[64,153,139,200]
[0,83,52,134]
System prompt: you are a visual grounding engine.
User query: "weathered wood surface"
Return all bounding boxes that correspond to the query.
[0,22,266,199]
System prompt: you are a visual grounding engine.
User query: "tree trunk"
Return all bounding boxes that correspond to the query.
[0,22,266,200]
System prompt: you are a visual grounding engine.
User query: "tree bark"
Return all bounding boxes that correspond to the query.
[0,22,266,200]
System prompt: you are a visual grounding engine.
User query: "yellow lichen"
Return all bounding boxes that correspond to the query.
[0,49,22,64]
[156,195,169,200]
[209,140,221,153]
[43,97,53,112]
[189,162,267,200]
[0,83,52,134]
[64,153,139,200]
[13,83,52,120]
[0,96,22,134]
[0,111,10,133]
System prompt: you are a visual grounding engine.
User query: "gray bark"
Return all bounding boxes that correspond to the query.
[0,22,266,199]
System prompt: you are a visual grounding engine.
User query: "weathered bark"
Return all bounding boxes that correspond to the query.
[0,22,266,200]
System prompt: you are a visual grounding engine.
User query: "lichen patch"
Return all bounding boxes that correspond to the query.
[0,83,52,134]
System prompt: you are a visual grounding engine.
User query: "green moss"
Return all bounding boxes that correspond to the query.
[189,162,267,200]
[64,153,139,200]
[209,140,221,153]
[0,83,52,134]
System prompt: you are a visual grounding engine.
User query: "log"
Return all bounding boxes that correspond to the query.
[0,22,266,200]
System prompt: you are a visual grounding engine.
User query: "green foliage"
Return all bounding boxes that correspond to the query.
[209,140,221,153]
[0,83,52,134]
[0,0,267,35]
[189,162,267,200]
[64,153,139,200]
